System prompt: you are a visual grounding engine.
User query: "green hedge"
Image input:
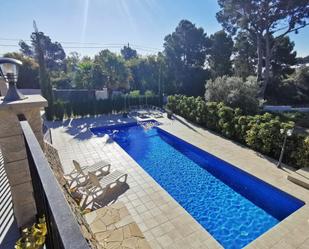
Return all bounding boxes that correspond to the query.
[51,95,162,121]
[167,95,309,169]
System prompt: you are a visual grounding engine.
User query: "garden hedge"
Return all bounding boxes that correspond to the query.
[51,95,162,121]
[166,95,309,169]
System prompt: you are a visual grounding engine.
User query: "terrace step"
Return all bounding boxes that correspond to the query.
[287,167,309,190]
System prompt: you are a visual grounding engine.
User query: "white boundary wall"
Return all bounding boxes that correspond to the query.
[264,105,309,112]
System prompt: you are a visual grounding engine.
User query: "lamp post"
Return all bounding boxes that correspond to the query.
[277,128,293,168]
[0,57,27,102]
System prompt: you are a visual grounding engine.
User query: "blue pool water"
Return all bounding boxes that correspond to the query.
[91,122,304,249]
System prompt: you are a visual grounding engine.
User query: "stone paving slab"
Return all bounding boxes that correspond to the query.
[84,202,151,249]
[47,113,309,249]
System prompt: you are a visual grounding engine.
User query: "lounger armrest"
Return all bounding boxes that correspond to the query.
[102,164,111,172]
[64,169,81,179]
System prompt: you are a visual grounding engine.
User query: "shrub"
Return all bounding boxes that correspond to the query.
[233,112,252,143]
[266,66,309,105]
[129,90,140,97]
[53,101,65,120]
[245,113,294,157]
[205,102,221,131]
[145,90,155,97]
[167,94,308,169]
[51,95,162,120]
[218,105,235,138]
[291,136,309,168]
[205,76,260,114]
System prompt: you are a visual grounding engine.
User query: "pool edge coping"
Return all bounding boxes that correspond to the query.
[158,119,309,249]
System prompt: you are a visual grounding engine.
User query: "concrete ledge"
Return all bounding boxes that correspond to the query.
[0,95,48,111]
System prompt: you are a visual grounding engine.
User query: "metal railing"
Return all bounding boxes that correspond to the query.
[20,119,90,249]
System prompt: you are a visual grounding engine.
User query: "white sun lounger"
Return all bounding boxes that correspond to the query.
[65,159,111,186]
[82,170,128,199]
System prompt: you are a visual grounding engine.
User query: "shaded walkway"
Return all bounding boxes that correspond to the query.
[0,150,20,249]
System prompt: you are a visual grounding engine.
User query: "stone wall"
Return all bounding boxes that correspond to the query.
[44,141,99,249]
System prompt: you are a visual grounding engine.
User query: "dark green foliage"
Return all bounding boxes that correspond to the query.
[233,32,256,79]
[279,112,309,129]
[51,95,162,120]
[3,52,40,89]
[217,0,309,98]
[208,30,233,78]
[53,101,65,121]
[205,102,221,131]
[94,50,131,91]
[271,36,297,78]
[266,66,309,105]
[50,71,72,89]
[20,32,66,71]
[218,105,235,138]
[121,44,138,60]
[163,20,211,96]
[127,54,168,95]
[167,95,309,168]
[245,113,292,157]
[290,136,309,168]
[205,76,260,114]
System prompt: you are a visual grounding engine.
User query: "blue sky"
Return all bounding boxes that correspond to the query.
[0,0,308,57]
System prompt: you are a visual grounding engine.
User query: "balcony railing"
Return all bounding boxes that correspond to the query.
[20,119,90,249]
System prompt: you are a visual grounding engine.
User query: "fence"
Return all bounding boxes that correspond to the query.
[20,119,90,249]
[264,105,309,113]
[52,95,163,120]
[53,89,96,101]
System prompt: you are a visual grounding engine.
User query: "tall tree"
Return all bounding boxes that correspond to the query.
[121,44,138,60]
[74,59,94,90]
[127,54,168,94]
[233,31,256,79]
[217,0,309,98]
[233,32,297,80]
[271,36,297,78]
[19,32,66,71]
[94,50,131,93]
[32,21,54,120]
[208,30,233,77]
[65,52,80,73]
[163,20,210,96]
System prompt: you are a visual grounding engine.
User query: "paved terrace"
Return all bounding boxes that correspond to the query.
[46,113,309,249]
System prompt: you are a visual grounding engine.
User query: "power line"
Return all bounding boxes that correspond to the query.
[0,43,160,53]
[0,37,100,45]
[0,37,161,51]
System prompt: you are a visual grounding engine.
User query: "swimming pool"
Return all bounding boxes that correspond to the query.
[91,122,304,249]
